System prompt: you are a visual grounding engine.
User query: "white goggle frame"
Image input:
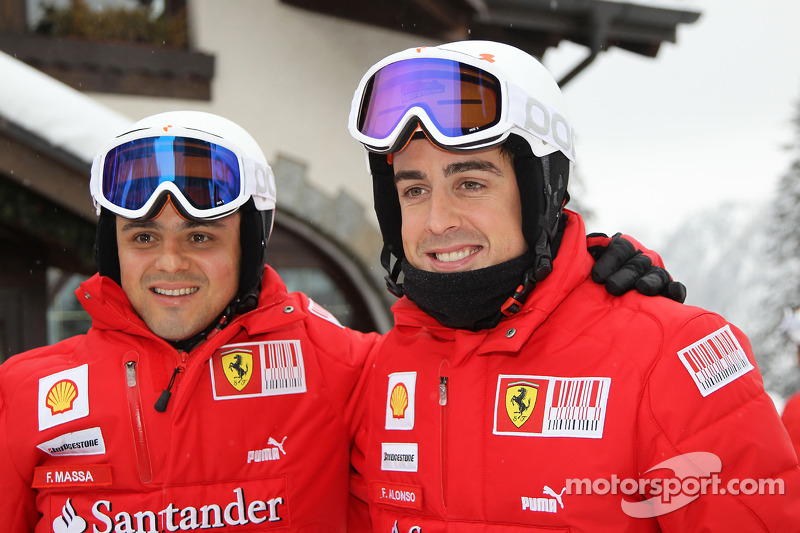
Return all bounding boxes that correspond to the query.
[90,125,276,220]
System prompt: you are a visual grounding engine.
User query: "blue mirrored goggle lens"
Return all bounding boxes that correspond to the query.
[102,136,241,211]
[358,58,501,140]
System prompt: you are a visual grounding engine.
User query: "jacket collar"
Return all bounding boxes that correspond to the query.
[76,265,307,343]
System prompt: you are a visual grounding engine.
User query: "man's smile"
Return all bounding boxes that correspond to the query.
[152,287,200,296]
[433,246,482,263]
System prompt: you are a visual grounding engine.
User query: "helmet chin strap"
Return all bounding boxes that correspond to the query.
[381,246,405,298]
[167,285,260,353]
[500,212,567,318]
[168,311,230,353]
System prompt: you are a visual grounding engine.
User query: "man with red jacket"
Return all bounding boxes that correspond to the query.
[347,40,800,531]
[0,109,684,532]
[0,111,380,531]
[780,305,800,459]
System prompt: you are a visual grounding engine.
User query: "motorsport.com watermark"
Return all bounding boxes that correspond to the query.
[564,452,785,518]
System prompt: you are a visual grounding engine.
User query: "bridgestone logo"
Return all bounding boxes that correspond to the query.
[37,427,106,457]
[383,453,415,462]
[381,443,418,472]
[48,439,99,453]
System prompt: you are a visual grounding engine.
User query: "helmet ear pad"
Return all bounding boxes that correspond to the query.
[95,210,121,285]
[238,198,272,310]
[369,151,404,261]
[503,135,543,256]
[504,134,570,280]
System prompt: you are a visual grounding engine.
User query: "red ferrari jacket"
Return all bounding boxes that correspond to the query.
[351,211,800,532]
[0,266,378,532]
[782,392,800,460]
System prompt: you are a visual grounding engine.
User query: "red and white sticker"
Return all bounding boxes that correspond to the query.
[385,372,416,430]
[381,442,419,472]
[33,463,112,488]
[372,481,423,510]
[493,375,611,438]
[678,325,754,397]
[38,364,89,431]
[37,427,105,457]
[210,341,306,400]
[308,299,343,328]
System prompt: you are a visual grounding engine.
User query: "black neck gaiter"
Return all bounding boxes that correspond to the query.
[400,252,536,331]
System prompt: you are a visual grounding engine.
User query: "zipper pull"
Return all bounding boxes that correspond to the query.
[439,376,448,406]
[154,366,182,412]
[125,361,137,387]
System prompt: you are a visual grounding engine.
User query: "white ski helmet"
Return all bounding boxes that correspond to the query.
[349,40,575,293]
[91,110,276,314]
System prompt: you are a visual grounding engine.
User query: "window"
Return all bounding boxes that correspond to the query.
[46,268,91,345]
[0,0,213,99]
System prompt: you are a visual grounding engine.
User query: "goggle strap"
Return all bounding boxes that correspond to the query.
[242,156,277,211]
[507,83,575,162]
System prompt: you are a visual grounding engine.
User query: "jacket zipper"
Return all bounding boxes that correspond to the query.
[439,362,450,510]
[125,360,153,484]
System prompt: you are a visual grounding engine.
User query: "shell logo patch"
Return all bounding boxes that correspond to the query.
[210,341,306,400]
[494,374,610,438]
[46,380,78,415]
[390,383,409,419]
[385,372,416,430]
[221,348,253,391]
[38,364,89,431]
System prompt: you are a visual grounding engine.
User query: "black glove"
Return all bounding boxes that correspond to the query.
[588,233,687,303]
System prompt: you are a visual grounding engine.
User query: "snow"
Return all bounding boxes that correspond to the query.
[0,50,133,163]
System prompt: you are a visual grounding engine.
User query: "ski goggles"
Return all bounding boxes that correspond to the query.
[349,56,574,161]
[90,131,275,220]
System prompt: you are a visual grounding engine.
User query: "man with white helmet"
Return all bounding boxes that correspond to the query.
[0,111,380,531]
[0,105,683,532]
[348,41,800,530]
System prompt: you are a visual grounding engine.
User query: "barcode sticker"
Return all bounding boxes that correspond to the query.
[265,340,306,394]
[210,340,307,400]
[678,325,753,397]
[494,375,611,438]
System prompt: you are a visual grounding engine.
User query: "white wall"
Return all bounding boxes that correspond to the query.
[91,0,430,229]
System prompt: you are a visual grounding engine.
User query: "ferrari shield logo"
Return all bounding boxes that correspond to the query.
[221,349,253,391]
[505,381,538,428]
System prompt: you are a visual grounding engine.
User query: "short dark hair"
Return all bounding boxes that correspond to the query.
[499,141,516,165]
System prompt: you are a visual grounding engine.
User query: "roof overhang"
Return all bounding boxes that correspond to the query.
[280,0,700,85]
